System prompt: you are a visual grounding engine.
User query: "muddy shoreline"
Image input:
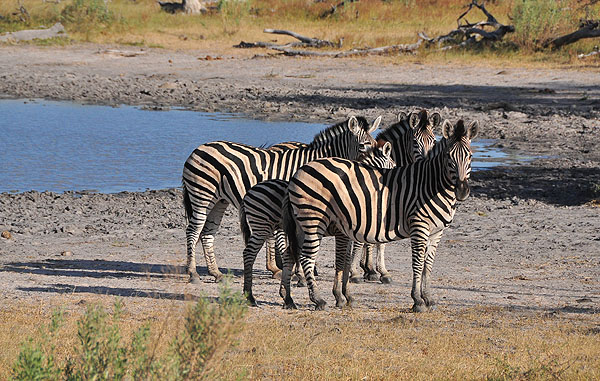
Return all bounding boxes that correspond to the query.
[0,45,599,318]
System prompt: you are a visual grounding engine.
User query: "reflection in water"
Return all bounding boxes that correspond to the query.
[1,100,537,193]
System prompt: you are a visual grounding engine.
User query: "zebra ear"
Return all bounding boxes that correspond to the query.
[397,111,408,122]
[368,116,382,133]
[382,141,392,158]
[467,120,479,140]
[348,116,360,134]
[429,112,442,129]
[441,119,454,139]
[409,112,420,129]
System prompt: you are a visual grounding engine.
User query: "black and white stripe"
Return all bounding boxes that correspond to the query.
[239,143,395,306]
[350,110,441,284]
[281,119,479,311]
[182,116,380,283]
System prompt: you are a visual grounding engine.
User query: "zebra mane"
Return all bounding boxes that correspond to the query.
[309,116,370,147]
[375,118,411,142]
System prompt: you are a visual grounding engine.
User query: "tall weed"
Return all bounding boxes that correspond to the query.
[11,284,247,381]
[510,0,571,49]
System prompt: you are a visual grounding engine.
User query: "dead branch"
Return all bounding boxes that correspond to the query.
[0,22,67,42]
[546,19,600,49]
[263,29,337,47]
[272,39,423,58]
[578,46,600,59]
[320,0,359,19]
[421,0,514,50]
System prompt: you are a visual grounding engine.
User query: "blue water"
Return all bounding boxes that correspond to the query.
[0,99,531,193]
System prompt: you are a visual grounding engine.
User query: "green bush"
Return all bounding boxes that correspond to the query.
[510,0,570,49]
[12,283,247,381]
[60,0,115,36]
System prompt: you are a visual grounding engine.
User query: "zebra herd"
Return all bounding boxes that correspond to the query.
[181,110,478,312]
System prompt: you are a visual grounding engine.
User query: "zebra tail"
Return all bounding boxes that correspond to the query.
[239,204,251,245]
[182,182,193,223]
[282,194,300,264]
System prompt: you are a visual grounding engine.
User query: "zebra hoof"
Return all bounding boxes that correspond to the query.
[349,276,363,284]
[380,275,393,284]
[411,304,427,313]
[365,272,379,282]
[284,300,298,310]
[246,294,258,307]
[213,273,225,283]
[315,299,327,311]
[335,299,345,308]
[189,273,202,284]
[271,270,282,280]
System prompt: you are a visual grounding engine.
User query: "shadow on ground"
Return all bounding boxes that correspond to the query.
[471,165,600,206]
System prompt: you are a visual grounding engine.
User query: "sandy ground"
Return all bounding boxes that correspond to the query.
[0,45,599,319]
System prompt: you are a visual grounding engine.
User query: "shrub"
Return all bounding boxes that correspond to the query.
[510,0,571,49]
[60,0,115,37]
[11,283,247,380]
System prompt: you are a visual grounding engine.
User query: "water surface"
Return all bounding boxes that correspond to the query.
[0,100,534,193]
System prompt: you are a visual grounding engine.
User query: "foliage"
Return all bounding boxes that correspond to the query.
[60,0,117,38]
[11,284,247,381]
[217,0,250,35]
[510,0,571,49]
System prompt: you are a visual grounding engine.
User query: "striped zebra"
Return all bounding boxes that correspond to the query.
[239,142,396,306]
[182,116,381,283]
[281,118,479,311]
[263,141,307,275]
[350,109,440,284]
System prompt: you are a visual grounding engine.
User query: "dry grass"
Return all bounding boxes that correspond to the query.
[0,0,599,67]
[1,296,599,380]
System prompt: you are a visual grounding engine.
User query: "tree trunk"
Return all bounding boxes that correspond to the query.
[183,0,205,14]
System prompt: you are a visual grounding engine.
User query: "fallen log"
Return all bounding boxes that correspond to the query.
[420,0,514,50]
[271,39,423,58]
[0,22,67,42]
[578,47,600,59]
[546,20,600,49]
[263,29,338,47]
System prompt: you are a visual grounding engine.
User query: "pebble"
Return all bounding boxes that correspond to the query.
[1,231,11,240]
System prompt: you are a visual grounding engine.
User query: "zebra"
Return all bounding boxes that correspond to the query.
[182,116,381,283]
[281,118,479,311]
[350,109,440,284]
[239,142,396,306]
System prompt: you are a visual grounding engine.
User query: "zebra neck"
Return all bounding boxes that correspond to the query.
[420,149,457,204]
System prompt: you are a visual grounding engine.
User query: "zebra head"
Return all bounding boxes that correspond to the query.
[358,141,396,169]
[408,110,439,160]
[441,119,479,201]
[349,115,381,156]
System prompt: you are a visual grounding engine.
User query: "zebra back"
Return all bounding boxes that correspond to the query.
[183,116,380,212]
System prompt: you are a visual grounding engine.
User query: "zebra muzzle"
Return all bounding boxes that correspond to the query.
[455,179,470,201]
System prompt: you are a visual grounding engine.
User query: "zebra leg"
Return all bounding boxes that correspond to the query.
[200,199,229,282]
[186,200,212,284]
[363,244,379,281]
[376,243,392,284]
[421,229,444,310]
[300,234,326,311]
[333,234,350,308]
[265,234,282,279]
[293,260,307,287]
[342,240,354,307]
[242,233,268,307]
[274,229,286,270]
[409,223,430,313]
[349,241,364,283]
[279,246,297,310]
